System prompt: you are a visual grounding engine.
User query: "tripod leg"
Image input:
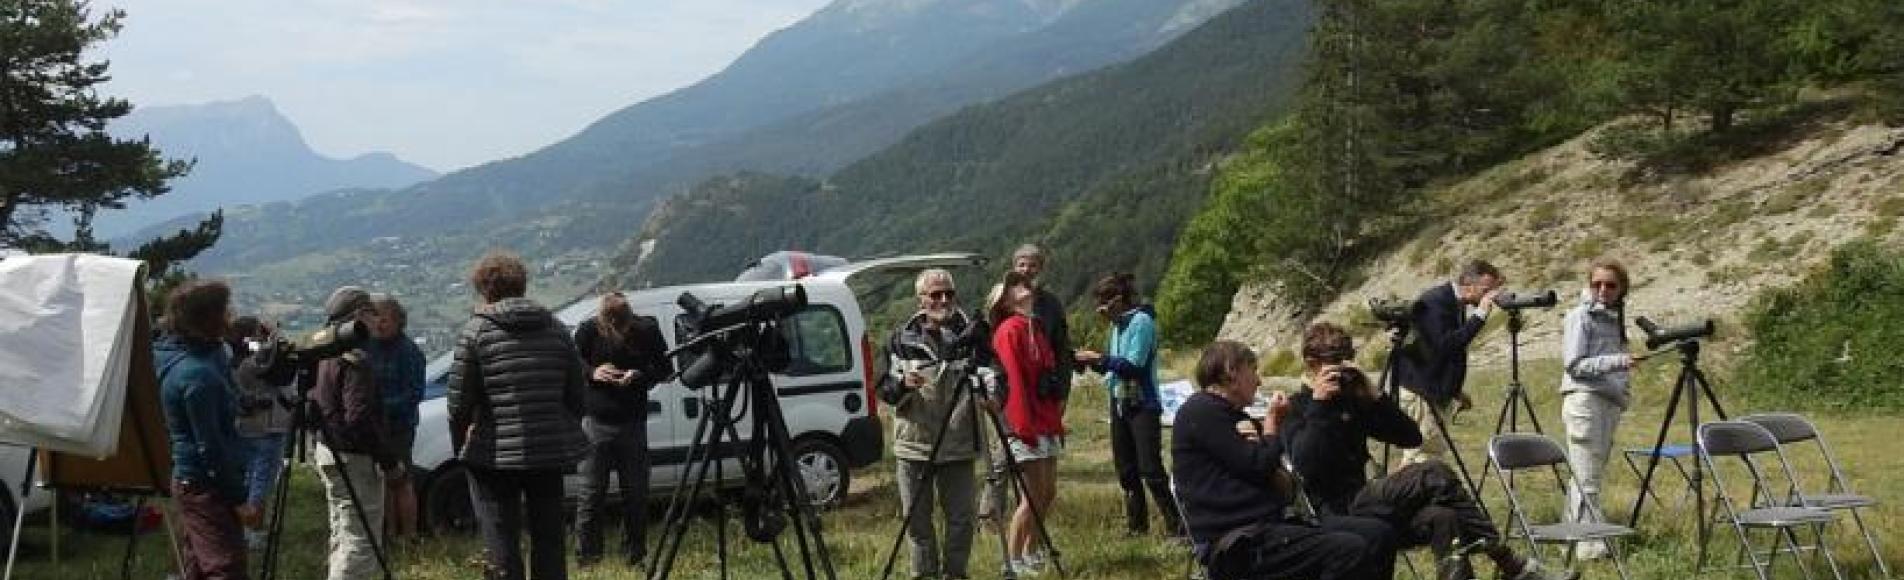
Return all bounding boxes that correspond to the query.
[986,406,1065,577]
[317,444,394,580]
[1627,367,1687,529]
[650,394,726,580]
[879,377,973,580]
[1690,367,1728,421]
[1477,389,1518,497]
[753,380,838,580]
[1419,399,1491,523]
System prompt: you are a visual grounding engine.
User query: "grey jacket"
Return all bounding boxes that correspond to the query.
[879,310,982,463]
[446,297,589,471]
[1559,292,1633,409]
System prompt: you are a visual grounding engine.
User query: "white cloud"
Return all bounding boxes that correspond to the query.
[98,0,832,171]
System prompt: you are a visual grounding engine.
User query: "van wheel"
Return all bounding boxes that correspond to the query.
[790,438,848,509]
[422,464,476,535]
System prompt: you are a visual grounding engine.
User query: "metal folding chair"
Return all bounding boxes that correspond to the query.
[1487,433,1638,580]
[1740,413,1890,578]
[1169,477,1212,580]
[1698,420,1847,580]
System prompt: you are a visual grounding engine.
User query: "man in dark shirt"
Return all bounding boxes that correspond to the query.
[1394,260,1502,467]
[1173,340,1392,580]
[1285,323,1573,580]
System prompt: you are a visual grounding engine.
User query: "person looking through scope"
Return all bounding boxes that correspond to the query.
[310,286,401,580]
[229,316,294,551]
[157,279,251,580]
[446,251,589,580]
[988,272,1064,577]
[1283,323,1575,580]
[573,290,673,568]
[880,269,985,580]
[1557,259,1638,561]
[1394,260,1503,468]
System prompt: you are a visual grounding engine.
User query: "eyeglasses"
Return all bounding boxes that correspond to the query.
[922,290,956,300]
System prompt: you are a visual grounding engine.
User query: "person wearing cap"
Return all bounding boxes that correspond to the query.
[310,286,401,580]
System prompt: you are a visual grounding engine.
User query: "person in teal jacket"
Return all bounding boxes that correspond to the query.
[157,279,252,579]
[1076,273,1182,537]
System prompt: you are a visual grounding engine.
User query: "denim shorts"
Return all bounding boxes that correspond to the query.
[1010,435,1064,461]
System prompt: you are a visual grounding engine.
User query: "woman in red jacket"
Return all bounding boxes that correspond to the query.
[988,271,1063,576]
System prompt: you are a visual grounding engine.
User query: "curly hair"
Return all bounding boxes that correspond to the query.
[166,279,232,340]
[469,251,529,303]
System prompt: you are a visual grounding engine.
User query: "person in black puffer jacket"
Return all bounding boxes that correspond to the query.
[446,251,588,580]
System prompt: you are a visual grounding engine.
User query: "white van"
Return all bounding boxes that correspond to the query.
[410,253,984,533]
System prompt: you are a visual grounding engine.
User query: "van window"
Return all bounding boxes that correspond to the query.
[779,305,850,376]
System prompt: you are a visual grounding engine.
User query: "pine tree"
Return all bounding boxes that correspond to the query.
[0,0,216,278]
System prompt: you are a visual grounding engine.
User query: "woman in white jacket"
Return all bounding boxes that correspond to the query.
[1558,259,1636,560]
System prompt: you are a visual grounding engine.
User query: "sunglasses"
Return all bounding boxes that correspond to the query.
[922,289,956,300]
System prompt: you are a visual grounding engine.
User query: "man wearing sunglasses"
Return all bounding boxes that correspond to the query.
[879,269,985,580]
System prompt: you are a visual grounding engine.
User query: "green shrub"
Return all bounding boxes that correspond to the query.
[1735,240,1904,411]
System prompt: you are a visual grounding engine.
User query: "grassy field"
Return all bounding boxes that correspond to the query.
[13,357,1900,579]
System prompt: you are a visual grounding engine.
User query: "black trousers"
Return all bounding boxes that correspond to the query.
[1208,515,1395,580]
[1109,405,1182,533]
[469,467,569,580]
[575,416,650,560]
[1348,460,1498,559]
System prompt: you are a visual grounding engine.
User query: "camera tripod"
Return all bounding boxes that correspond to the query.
[1376,324,1487,516]
[1475,309,1564,496]
[259,370,396,580]
[875,354,1065,580]
[647,337,837,580]
[1627,338,1726,564]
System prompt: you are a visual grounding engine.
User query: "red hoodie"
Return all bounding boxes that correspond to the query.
[993,314,1063,443]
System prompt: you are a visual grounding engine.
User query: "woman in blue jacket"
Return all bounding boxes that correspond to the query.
[1076,273,1182,537]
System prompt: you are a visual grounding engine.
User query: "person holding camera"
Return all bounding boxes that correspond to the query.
[310,286,401,580]
[572,290,673,567]
[1075,273,1182,538]
[1283,323,1573,580]
[157,280,251,580]
[1394,260,1503,467]
[879,269,984,580]
[1558,260,1636,561]
[364,295,426,543]
[1173,340,1393,580]
[989,272,1064,576]
[228,316,294,550]
[446,251,589,580]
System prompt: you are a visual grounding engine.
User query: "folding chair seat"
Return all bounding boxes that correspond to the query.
[1488,433,1637,580]
[1740,413,1890,578]
[1697,421,1847,580]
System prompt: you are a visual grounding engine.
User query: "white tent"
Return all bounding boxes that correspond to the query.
[0,254,142,457]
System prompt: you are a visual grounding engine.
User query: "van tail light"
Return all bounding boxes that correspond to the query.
[860,332,878,416]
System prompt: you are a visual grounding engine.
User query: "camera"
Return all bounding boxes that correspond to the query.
[1635,316,1715,350]
[672,285,808,389]
[1368,297,1416,326]
[1493,289,1558,310]
[251,319,369,385]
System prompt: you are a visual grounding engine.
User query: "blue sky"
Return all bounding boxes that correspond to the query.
[100,0,833,172]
